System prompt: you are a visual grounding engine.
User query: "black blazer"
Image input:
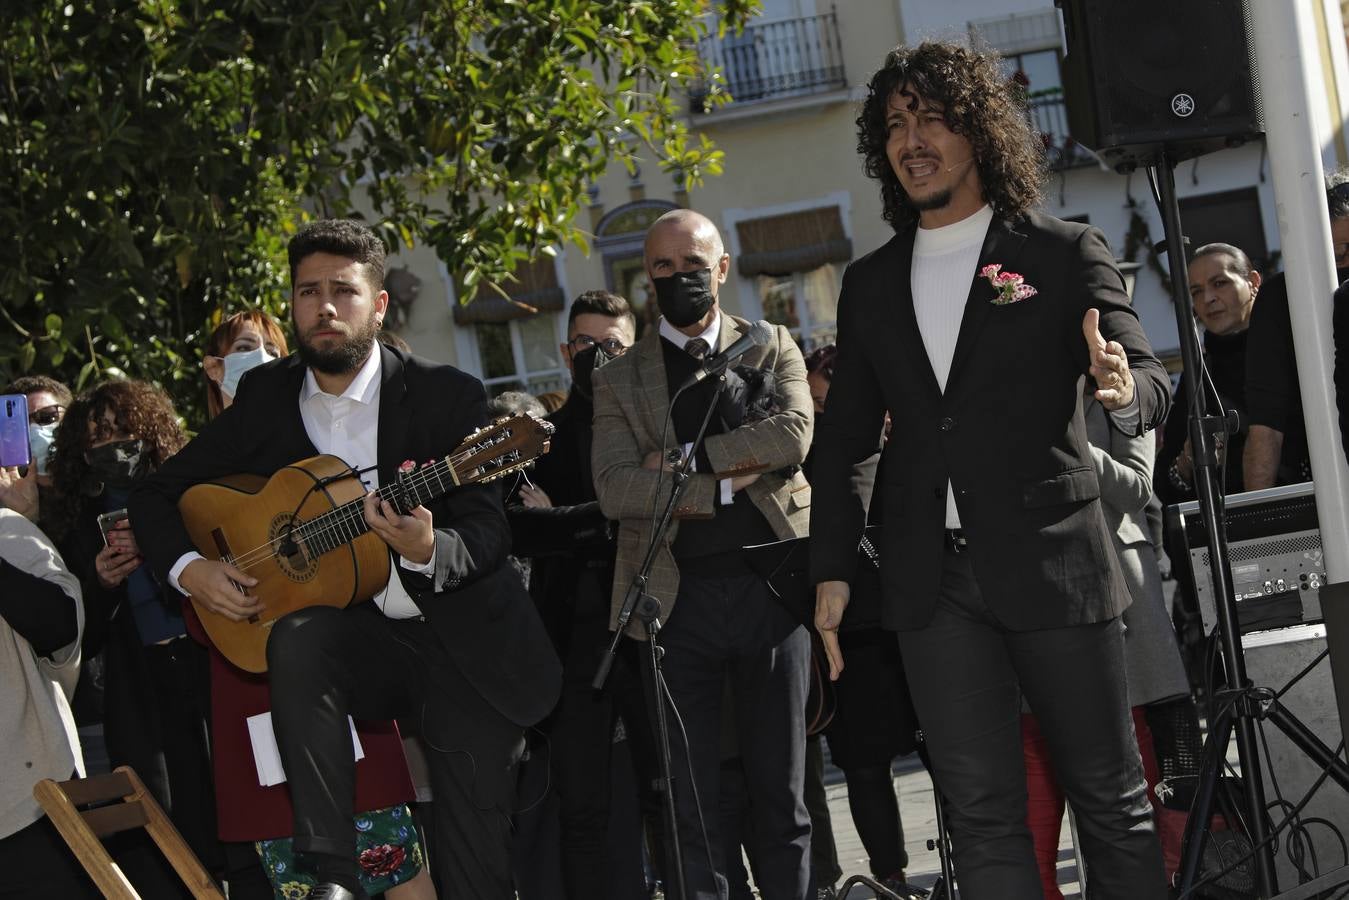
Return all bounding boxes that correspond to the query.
[809,212,1170,631]
[129,345,561,727]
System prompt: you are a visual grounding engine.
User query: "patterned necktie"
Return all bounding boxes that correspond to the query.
[684,337,710,360]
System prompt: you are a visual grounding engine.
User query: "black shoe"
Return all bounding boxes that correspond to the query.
[879,873,929,900]
[309,884,366,900]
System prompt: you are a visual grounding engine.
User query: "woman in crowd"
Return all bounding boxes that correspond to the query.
[45,378,220,891]
[805,344,924,900]
[198,310,432,900]
[1021,386,1192,898]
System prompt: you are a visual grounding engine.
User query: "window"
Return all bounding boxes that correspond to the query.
[450,256,569,398]
[734,202,851,348]
[1178,188,1269,272]
[756,263,841,349]
[473,315,567,398]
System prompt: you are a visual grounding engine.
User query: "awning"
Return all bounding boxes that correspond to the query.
[736,206,852,278]
[452,257,564,325]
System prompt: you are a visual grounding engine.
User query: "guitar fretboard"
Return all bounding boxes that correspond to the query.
[294,458,455,556]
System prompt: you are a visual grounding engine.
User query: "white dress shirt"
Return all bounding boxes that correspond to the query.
[170,347,431,619]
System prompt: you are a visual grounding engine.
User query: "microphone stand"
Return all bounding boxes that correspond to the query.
[594,373,731,900]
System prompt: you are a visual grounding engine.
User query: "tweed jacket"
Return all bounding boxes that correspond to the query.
[592,312,813,637]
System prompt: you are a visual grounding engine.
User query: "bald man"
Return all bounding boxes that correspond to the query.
[591,210,816,900]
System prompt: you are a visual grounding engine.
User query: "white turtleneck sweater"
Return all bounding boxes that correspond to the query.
[911,205,994,528]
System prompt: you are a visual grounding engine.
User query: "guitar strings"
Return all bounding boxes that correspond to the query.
[223,436,518,575]
[225,450,466,573]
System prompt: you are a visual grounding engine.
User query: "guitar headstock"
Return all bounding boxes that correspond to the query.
[451,413,555,486]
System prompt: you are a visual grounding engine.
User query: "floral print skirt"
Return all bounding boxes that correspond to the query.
[254,803,424,899]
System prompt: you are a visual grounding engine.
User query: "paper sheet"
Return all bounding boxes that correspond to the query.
[246,712,365,787]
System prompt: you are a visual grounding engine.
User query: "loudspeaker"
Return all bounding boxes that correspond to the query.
[1242,625,1348,887]
[1056,0,1263,171]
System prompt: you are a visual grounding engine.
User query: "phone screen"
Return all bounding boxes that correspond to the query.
[0,394,30,469]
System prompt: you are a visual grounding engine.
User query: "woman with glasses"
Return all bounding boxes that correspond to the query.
[0,375,71,528]
[44,379,222,893]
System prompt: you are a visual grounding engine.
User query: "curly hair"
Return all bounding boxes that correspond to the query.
[46,379,187,540]
[288,218,386,294]
[857,40,1045,231]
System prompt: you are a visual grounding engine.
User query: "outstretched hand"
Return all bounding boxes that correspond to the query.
[1083,308,1135,410]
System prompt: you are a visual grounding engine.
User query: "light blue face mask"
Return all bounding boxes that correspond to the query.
[219,346,277,399]
[28,422,57,476]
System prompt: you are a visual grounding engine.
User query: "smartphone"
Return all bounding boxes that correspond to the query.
[0,394,30,468]
[97,509,130,547]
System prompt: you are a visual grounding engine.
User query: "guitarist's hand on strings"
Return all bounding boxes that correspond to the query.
[180,559,260,621]
[363,492,435,566]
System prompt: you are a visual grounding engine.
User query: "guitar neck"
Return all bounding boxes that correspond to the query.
[295,458,458,557]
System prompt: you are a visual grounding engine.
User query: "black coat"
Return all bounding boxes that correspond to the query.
[129,344,561,728]
[809,212,1170,631]
[507,392,615,658]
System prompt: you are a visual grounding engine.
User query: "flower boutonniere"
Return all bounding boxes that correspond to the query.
[979,263,1038,305]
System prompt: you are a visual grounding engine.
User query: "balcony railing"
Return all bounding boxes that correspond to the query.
[1028,90,1097,171]
[691,7,847,112]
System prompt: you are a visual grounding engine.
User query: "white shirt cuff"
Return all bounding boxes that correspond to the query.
[400,544,436,574]
[720,478,734,505]
[169,552,206,595]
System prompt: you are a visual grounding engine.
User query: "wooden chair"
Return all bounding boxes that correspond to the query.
[32,765,224,899]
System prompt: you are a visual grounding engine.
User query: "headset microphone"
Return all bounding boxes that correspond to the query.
[944,157,974,173]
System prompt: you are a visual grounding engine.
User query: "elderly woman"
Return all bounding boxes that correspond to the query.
[1022,388,1191,898]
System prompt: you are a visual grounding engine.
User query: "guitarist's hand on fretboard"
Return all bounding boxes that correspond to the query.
[180,558,261,622]
[363,492,435,566]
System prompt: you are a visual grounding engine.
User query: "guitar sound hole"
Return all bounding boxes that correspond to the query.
[269,514,318,583]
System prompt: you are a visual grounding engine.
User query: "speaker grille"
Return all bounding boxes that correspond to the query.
[1058,0,1262,169]
[1201,534,1323,567]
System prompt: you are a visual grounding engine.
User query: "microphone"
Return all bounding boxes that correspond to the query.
[676,320,775,391]
[943,157,974,172]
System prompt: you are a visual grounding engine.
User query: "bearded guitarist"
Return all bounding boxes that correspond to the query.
[129,219,562,900]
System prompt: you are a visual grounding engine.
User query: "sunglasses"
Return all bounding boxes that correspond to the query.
[568,334,628,356]
[30,404,64,426]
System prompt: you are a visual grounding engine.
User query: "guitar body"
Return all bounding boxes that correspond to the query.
[179,455,391,673]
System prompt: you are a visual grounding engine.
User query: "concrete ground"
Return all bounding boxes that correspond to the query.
[819,754,1083,900]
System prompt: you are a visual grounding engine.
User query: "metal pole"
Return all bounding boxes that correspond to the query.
[1250,0,1349,582]
[1157,159,1278,896]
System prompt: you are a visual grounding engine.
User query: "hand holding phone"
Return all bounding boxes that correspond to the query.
[95,510,142,589]
[0,394,30,469]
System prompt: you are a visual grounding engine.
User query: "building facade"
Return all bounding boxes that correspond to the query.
[382,0,1349,392]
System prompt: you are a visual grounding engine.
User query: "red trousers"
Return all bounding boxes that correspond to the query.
[1022,708,1167,899]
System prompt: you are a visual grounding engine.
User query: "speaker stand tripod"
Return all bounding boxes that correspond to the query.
[1149,152,1349,899]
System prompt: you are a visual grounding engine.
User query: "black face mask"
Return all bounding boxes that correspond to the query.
[653,268,716,328]
[570,344,618,401]
[83,439,149,494]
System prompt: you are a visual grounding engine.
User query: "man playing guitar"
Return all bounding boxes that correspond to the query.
[130,219,561,900]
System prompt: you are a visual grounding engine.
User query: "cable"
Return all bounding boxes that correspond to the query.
[659,669,721,889]
[1178,739,1346,899]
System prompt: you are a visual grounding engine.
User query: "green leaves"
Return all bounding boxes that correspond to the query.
[1,0,752,421]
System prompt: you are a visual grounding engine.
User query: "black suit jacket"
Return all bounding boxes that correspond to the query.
[128,345,561,727]
[809,212,1170,631]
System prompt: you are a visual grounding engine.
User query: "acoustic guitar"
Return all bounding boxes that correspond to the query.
[178,413,553,672]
